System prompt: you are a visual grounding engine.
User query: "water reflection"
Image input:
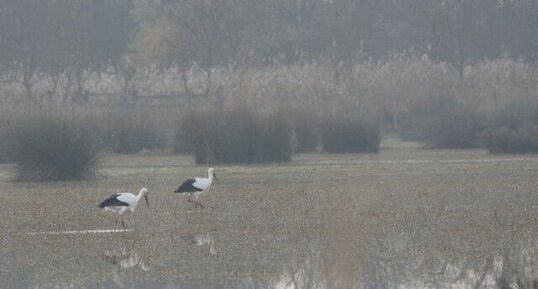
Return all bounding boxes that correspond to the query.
[274,256,530,289]
[4,243,538,289]
[102,247,150,271]
[193,232,216,255]
[358,235,538,289]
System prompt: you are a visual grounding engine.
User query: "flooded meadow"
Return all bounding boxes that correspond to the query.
[1,140,537,289]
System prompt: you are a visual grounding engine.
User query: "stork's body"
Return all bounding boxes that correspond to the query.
[175,168,218,209]
[98,187,149,228]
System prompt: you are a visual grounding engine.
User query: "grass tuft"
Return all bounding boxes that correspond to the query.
[8,106,100,181]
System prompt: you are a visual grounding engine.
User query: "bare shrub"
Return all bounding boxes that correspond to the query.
[479,104,538,153]
[7,106,100,181]
[425,96,485,148]
[174,112,204,157]
[0,116,12,163]
[0,139,7,163]
[172,119,192,155]
[291,110,319,153]
[481,124,538,153]
[101,108,166,154]
[319,115,380,153]
[179,109,292,164]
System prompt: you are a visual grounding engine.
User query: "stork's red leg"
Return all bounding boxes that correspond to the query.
[114,214,119,231]
[191,199,204,209]
[188,196,197,209]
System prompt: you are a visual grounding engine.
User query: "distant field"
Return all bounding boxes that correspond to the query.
[1,139,537,289]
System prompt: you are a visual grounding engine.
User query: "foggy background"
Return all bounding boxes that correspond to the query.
[0,0,537,162]
[1,0,537,79]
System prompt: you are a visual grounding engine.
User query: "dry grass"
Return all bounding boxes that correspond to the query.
[0,139,537,288]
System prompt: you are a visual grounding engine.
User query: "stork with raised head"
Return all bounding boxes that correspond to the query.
[174,168,218,209]
[98,187,150,228]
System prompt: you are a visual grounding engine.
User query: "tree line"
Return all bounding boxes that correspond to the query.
[0,0,537,98]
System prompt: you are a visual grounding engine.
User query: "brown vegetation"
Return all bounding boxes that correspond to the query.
[320,115,380,153]
[179,108,292,164]
[5,105,100,181]
[100,108,167,154]
[1,143,537,287]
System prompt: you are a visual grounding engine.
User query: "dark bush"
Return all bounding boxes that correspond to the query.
[291,111,319,153]
[0,141,7,163]
[176,112,206,158]
[0,119,12,163]
[487,102,538,129]
[8,108,100,181]
[102,109,166,154]
[173,115,200,155]
[179,109,292,164]
[480,124,538,153]
[425,100,485,149]
[319,115,380,153]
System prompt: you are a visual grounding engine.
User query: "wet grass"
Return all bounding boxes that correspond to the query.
[0,139,537,288]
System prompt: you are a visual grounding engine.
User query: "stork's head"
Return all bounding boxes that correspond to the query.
[208,167,218,182]
[140,187,150,209]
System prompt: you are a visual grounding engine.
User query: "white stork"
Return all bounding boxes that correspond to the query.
[98,187,150,228]
[174,168,218,209]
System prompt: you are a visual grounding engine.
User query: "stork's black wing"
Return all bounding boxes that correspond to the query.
[98,193,129,208]
[175,179,203,193]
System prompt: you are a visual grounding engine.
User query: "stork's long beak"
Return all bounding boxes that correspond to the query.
[213,173,219,182]
[144,195,149,209]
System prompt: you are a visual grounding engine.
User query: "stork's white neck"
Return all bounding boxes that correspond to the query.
[136,189,145,201]
[132,188,147,209]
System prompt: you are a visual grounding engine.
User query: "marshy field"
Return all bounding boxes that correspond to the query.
[1,138,537,289]
[2,1,538,288]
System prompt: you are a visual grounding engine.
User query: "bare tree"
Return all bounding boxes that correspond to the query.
[219,0,263,69]
[413,0,489,78]
[0,0,68,98]
[163,0,229,96]
[0,0,134,100]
